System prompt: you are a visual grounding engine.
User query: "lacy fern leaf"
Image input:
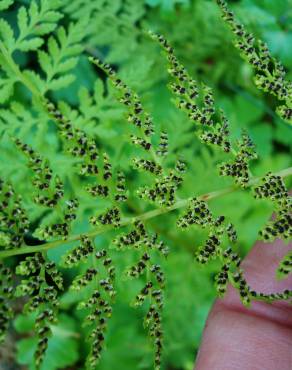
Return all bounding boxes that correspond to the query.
[0,1,291,369]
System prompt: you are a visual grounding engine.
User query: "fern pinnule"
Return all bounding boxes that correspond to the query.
[0,263,13,342]
[15,252,63,368]
[38,20,87,94]
[36,198,79,239]
[137,159,185,207]
[65,239,116,369]
[47,101,100,177]
[47,99,128,236]
[0,179,29,249]
[219,131,258,187]
[0,0,89,111]
[215,0,292,124]
[89,56,155,141]
[46,100,121,212]
[14,138,64,207]
[1,0,63,53]
[177,198,214,229]
[176,196,258,305]
[277,251,292,279]
[14,137,81,240]
[254,173,291,242]
[0,0,65,103]
[115,220,167,369]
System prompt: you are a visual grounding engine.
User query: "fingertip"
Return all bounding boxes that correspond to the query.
[195,239,292,370]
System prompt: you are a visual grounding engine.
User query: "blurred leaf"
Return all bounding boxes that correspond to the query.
[16,314,79,370]
[14,312,36,333]
[264,31,292,65]
[0,0,14,11]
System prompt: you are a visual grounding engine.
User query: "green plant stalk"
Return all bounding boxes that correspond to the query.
[1,166,291,259]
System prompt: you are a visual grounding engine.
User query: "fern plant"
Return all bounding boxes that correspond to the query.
[0,0,291,369]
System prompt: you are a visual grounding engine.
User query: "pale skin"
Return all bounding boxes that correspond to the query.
[195,238,292,370]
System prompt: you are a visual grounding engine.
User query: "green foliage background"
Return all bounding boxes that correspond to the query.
[0,0,291,369]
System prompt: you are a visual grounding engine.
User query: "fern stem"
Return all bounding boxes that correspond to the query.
[1,166,291,259]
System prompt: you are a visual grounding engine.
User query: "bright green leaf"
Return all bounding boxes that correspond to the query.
[48,35,59,59]
[48,74,76,90]
[18,37,43,51]
[57,57,78,74]
[0,79,14,103]
[0,19,15,50]
[0,0,14,11]
[17,6,28,35]
[38,50,52,75]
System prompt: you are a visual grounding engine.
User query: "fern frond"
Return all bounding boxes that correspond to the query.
[0,3,291,368]
[89,56,187,207]
[150,32,258,187]
[155,35,292,294]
